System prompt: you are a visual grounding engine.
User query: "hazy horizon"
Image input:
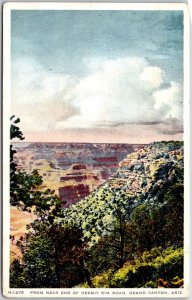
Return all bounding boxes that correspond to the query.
[12,137,183,145]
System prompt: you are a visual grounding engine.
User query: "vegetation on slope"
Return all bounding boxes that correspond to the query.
[9,118,184,288]
[81,247,183,288]
[59,140,184,287]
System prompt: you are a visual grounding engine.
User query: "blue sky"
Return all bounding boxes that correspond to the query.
[11,9,184,143]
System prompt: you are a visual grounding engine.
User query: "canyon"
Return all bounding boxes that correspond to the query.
[10,140,184,285]
[13,142,145,207]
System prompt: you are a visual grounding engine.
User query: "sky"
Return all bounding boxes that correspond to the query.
[11,9,184,143]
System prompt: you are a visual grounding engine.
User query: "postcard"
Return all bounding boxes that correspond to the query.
[3,2,190,298]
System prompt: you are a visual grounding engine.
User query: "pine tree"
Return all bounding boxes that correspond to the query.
[10,116,62,212]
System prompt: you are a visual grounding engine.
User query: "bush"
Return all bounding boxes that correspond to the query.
[110,247,183,288]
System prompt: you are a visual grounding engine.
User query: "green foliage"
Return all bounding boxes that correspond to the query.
[110,247,183,288]
[87,237,115,275]
[129,179,184,252]
[10,115,25,140]
[80,269,113,288]
[92,270,113,288]
[155,248,183,281]
[10,116,62,212]
[22,227,57,288]
[10,137,184,289]
[10,116,24,205]
[10,259,25,288]
[144,281,157,288]
[61,142,183,246]
[151,141,183,151]
[87,228,133,277]
[160,182,184,247]
[59,142,184,287]
[10,221,92,288]
[61,187,137,243]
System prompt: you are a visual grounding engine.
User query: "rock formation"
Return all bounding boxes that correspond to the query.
[13,143,145,206]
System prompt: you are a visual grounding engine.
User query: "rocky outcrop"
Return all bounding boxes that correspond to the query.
[58,164,100,206]
[72,164,87,170]
[13,143,146,206]
[108,142,183,198]
[59,184,90,206]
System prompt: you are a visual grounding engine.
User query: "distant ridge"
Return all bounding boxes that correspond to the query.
[12,141,148,146]
[13,142,146,206]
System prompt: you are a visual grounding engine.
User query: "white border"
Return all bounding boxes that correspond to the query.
[183,2,190,298]
[2,2,189,10]
[3,2,190,298]
[3,3,11,297]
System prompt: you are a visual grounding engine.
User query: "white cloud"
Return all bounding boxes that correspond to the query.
[140,66,164,89]
[11,57,77,131]
[153,81,182,120]
[11,56,183,134]
[12,57,75,103]
[56,57,182,130]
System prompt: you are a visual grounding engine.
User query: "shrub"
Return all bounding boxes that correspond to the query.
[110,247,183,288]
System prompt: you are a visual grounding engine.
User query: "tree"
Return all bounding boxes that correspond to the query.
[10,220,93,288]
[87,163,184,277]
[9,116,94,288]
[10,116,62,213]
[129,169,184,253]
[158,182,184,247]
[10,116,25,205]
[86,191,138,276]
[10,259,25,288]
[102,190,138,268]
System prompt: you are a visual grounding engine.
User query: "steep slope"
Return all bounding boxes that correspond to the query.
[61,141,183,241]
[60,141,183,288]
